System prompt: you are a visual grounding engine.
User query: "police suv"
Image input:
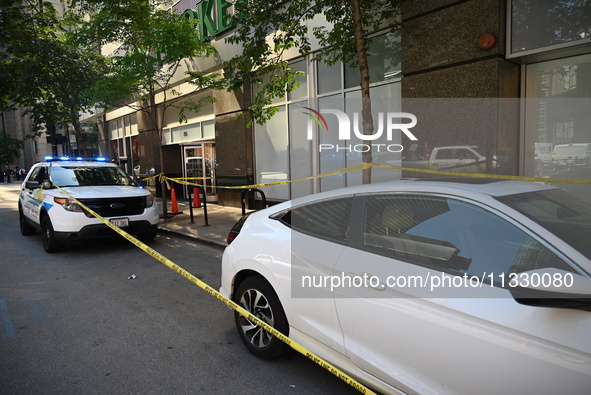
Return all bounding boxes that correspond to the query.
[19,157,160,252]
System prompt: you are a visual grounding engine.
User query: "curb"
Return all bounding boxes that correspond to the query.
[157,227,227,251]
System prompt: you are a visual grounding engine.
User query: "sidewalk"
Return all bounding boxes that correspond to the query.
[156,198,247,249]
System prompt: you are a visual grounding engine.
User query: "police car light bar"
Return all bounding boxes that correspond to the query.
[44,156,109,162]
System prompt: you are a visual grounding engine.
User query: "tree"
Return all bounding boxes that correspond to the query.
[0,133,24,175]
[0,0,108,155]
[71,0,220,217]
[223,0,399,184]
[70,0,222,217]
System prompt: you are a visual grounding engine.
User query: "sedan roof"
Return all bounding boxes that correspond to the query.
[287,178,555,206]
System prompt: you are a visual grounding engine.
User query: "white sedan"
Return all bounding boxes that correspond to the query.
[221,179,591,394]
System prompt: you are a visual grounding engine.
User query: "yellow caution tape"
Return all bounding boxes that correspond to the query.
[149,162,591,191]
[372,163,591,184]
[53,185,376,395]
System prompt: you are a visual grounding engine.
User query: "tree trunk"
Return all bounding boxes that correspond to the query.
[146,93,168,218]
[70,106,88,157]
[350,0,373,184]
[158,140,168,218]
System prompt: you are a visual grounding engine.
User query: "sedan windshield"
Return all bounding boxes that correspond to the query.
[497,188,591,261]
[50,166,135,187]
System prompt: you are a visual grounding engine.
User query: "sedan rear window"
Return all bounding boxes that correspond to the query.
[273,197,353,243]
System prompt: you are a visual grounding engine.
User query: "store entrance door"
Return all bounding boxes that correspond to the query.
[183,143,217,202]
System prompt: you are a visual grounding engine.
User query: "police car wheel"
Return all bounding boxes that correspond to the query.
[41,217,65,253]
[138,225,158,243]
[19,205,36,236]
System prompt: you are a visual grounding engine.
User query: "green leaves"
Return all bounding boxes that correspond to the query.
[75,0,218,123]
[221,0,400,125]
[0,134,25,167]
[1,0,107,142]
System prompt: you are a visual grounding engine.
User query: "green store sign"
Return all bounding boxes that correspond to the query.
[182,0,241,42]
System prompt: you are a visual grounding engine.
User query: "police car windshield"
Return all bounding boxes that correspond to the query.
[50,166,134,187]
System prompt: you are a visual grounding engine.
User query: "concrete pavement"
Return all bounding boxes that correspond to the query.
[157,198,247,249]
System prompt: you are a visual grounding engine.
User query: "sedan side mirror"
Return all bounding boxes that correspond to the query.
[508,268,591,312]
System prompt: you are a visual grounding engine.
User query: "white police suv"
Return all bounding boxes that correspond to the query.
[19,156,160,252]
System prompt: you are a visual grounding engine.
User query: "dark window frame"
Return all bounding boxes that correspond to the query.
[271,195,355,246]
[349,192,578,284]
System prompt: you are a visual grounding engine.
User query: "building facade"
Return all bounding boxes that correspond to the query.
[81,0,591,206]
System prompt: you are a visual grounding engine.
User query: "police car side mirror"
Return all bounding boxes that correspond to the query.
[25,181,40,190]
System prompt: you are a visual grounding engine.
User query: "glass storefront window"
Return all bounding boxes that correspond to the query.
[109,114,138,140]
[116,119,123,139]
[124,116,131,137]
[163,120,215,144]
[511,0,591,54]
[252,74,287,105]
[108,121,118,140]
[172,123,200,143]
[254,105,290,200]
[288,60,308,101]
[318,95,346,192]
[289,102,313,198]
[344,32,401,89]
[252,31,402,200]
[317,61,342,95]
[162,128,172,145]
[524,54,591,198]
[203,120,215,140]
[342,84,402,187]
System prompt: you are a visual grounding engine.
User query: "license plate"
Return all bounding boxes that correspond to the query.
[110,217,129,228]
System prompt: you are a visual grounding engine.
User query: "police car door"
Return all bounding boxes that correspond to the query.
[20,164,48,223]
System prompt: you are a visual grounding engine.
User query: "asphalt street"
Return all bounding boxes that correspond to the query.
[0,183,360,395]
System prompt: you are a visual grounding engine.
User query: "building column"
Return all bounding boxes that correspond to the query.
[401,0,521,175]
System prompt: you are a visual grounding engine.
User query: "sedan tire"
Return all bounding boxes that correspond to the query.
[233,276,290,359]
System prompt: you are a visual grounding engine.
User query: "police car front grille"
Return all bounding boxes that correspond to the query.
[78,197,146,218]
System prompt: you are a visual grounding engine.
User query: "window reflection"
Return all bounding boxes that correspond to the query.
[524,55,591,197]
[511,0,591,54]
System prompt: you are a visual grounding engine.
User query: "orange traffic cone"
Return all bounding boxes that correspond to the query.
[192,188,202,208]
[170,188,181,215]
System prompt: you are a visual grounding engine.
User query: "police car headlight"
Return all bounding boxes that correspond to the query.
[145,194,154,208]
[54,197,84,213]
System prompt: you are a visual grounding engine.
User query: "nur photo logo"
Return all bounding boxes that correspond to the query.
[304,108,418,153]
[303,107,329,138]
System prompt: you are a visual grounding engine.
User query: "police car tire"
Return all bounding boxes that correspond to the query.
[138,225,158,243]
[41,216,65,253]
[19,205,36,236]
